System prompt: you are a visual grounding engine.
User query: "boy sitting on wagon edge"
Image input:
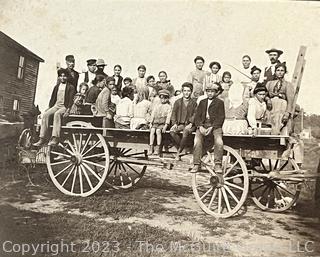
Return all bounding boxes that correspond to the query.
[170,82,197,161]
[192,82,225,173]
[34,68,76,147]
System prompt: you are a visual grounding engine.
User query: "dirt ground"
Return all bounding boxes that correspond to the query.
[0,140,319,257]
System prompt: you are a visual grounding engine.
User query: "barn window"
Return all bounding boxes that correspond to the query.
[17,56,25,79]
[13,99,20,111]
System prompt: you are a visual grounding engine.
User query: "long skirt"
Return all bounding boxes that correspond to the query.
[268,97,287,135]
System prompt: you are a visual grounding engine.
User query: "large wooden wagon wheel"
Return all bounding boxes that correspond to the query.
[192,145,249,218]
[47,121,110,196]
[106,148,147,189]
[249,158,302,212]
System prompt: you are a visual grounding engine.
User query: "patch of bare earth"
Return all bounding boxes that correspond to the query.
[1,140,320,257]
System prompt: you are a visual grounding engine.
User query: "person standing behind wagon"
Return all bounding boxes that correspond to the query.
[170,82,197,161]
[79,59,97,90]
[133,65,148,93]
[65,55,79,89]
[264,48,283,83]
[113,64,123,96]
[187,56,208,99]
[265,62,294,135]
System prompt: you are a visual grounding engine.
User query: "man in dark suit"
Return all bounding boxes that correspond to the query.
[170,82,197,160]
[192,82,225,173]
[33,69,76,146]
[65,55,79,89]
[264,48,283,82]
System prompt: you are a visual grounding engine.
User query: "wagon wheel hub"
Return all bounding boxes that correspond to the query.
[70,153,82,165]
[210,174,224,188]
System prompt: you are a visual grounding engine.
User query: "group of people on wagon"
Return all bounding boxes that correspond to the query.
[33,48,300,172]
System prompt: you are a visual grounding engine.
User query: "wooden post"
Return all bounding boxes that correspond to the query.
[287,46,307,134]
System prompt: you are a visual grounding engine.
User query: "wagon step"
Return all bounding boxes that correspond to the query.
[110,156,173,169]
[250,170,319,181]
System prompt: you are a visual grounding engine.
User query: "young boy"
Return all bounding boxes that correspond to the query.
[192,82,225,173]
[187,56,208,99]
[170,82,197,160]
[33,68,76,146]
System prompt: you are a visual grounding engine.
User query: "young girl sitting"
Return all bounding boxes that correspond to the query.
[219,71,233,117]
[114,86,134,129]
[130,88,151,130]
[149,89,172,155]
[69,82,89,115]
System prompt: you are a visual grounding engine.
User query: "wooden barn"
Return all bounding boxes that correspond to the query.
[0,31,44,118]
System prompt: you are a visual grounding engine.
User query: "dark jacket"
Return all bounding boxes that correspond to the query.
[195,97,225,129]
[113,75,123,95]
[66,68,79,89]
[85,85,101,104]
[264,60,281,82]
[171,98,197,125]
[49,82,76,109]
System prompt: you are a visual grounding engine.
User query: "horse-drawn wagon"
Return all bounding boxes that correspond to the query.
[16,46,319,218]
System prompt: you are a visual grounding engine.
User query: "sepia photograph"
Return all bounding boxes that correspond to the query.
[0,0,319,256]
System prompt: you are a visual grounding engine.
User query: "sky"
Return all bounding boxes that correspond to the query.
[0,0,319,114]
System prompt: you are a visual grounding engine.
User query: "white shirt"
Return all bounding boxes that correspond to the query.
[206,99,213,119]
[79,71,96,90]
[247,97,266,129]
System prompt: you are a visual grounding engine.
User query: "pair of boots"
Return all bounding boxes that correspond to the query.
[33,136,59,147]
[149,145,161,156]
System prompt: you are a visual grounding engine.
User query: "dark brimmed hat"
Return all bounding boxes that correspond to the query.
[275,62,287,72]
[137,65,146,71]
[86,59,97,65]
[181,82,193,92]
[159,89,170,97]
[57,68,68,76]
[96,59,106,66]
[250,66,262,75]
[209,61,221,70]
[265,48,283,56]
[194,56,205,63]
[65,55,75,61]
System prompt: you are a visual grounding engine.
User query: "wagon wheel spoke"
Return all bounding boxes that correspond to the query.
[80,134,92,154]
[224,160,239,178]
[54,163,73,178]
[265,187,273,208]
[82,162,103,181]
[79,167,83,194]
[72,134,78,152]
[274,159,279,170]
[268,159,272,172]
[51,151,71,159]
[80,165,93,190]
[58,143,74,156]
[217,189,222,214]
[200,187,213,201]
[82,153,106,160]
[82,159,106,169]
[82,140,101,157]
[224,173,243,181]
[221,187,231,213]
[223,151,230,174]
[66,140,77,154]
[50,159,70,166]
[274,182,295,196]
[224,181,244,191]
[260,159,267,172]
[62,166,76,187]
[70,166,78,193]
[208,188,218,209]
[279,160,289,171]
